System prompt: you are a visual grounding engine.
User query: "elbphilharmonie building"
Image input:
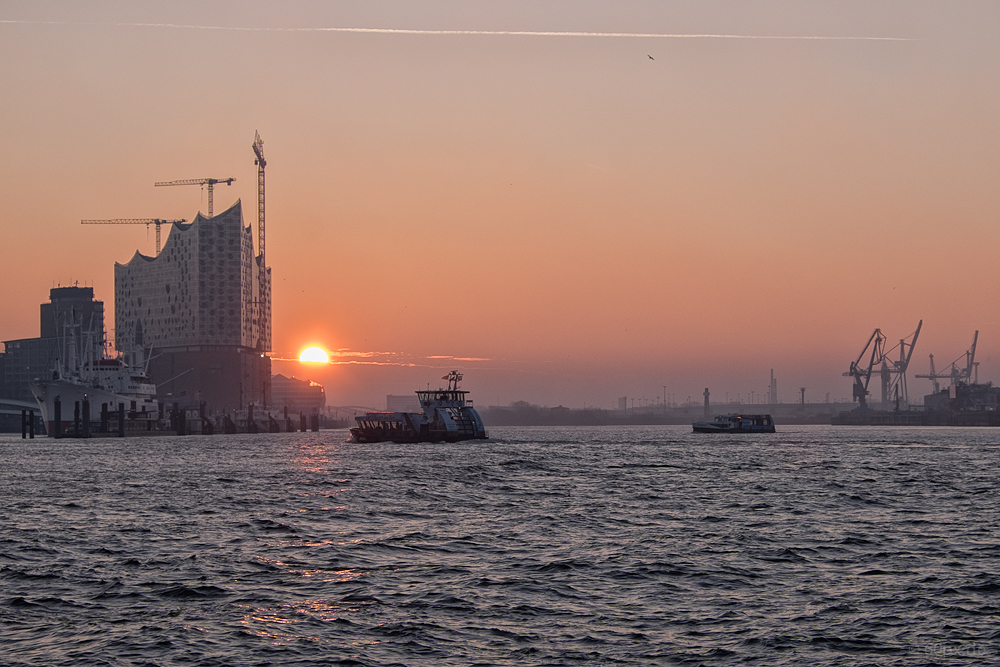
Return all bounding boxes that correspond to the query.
[114,200,271,411]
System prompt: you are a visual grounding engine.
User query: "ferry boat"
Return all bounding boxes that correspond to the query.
[29,321,158,436]
[692,413,775,433]
[351,371,488,443]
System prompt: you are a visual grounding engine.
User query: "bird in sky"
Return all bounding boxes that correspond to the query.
[648,54,654,60]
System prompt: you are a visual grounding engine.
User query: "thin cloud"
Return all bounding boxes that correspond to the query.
[428,355,492,362]
[272,350,493,366]
[269,355,420,367]
[0,20,914,41]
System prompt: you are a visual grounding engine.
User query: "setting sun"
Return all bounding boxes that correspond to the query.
[299,347,330,364]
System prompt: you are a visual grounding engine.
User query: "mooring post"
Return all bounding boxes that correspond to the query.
[81,398,90,438]
[173,402,184,436]
[21,410,27,439]
[28,410,34,438]
[54,397,62,438]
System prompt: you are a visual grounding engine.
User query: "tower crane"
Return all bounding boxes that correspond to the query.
[252,131,265,265]
[80,218,185,255]
[251,130,269,353]
[154,177,235,217]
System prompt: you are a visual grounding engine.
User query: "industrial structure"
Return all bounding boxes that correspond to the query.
[844,321,922,411]
[916,331,979,392]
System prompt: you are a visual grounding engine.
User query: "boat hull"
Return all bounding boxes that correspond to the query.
[349,426,488,444]
[692,424,775,433]
[692,413,775,434]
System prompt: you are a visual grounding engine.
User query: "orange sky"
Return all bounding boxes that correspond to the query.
[2,2,999,409]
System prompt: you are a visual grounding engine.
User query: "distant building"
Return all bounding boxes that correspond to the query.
[1,286,106,402]
[114,200,271,410]
[387,394,420,412]
[271,374,325,413]
[924,383,1000,412]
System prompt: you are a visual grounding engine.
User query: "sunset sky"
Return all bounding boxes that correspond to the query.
[2,1,999,409]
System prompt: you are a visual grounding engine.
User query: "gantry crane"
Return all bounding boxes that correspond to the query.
[916,331,979,391]
[845,320,922,411]
[80,218,185,255]
[154,177,235,217]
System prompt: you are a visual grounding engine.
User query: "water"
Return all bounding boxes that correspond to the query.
[1,425,999,666]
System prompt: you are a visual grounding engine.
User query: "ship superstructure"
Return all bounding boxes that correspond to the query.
[29,310,157,435]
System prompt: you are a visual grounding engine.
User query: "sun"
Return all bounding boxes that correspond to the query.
[299,346,330,363]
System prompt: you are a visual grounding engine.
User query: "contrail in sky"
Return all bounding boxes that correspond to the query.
[0,20,914,41]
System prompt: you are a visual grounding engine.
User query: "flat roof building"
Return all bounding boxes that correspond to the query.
[271,374,326,414]
[1,286,105,402]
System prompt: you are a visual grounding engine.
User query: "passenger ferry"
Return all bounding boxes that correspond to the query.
[351,371,488,443]
[692,413,776,433]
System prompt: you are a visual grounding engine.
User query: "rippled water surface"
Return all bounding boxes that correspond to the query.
[2,426,999,666]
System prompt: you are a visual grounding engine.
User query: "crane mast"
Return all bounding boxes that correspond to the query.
[154,178,235,217]
[251,130,269,353]
[252,131,266,266]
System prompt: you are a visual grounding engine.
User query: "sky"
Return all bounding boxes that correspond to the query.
[2,1,999,410]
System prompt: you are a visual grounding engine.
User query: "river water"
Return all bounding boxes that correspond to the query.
[1,425,998,666]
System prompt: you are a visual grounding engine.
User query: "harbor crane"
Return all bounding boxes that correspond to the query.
[80,218,185,255]
[844,320,922,411]
[915,331,979,392]
[154,177,235,217]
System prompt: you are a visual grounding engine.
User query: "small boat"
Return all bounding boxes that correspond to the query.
[351,371,488,443]
[692,413,775,433]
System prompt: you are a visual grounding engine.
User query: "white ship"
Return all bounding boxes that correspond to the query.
[29,319,157,436]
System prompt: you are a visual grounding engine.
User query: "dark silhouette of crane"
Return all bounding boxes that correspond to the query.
[154,177,235,217]
[80,218,185,255]
[252,131,266,265]
[251,130,269,354]
[916,331,979,391]
[845,321,922,411]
